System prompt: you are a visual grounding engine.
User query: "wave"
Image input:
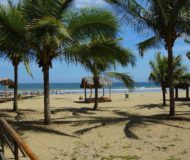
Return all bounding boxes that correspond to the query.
[48,87,162,94]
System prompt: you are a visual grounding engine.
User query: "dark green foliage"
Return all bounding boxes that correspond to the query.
[106,0,190,116]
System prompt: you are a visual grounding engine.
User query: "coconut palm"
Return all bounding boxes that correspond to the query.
[106,0,190,116]
[21,0,119,124]
[70,37,135,110]
[0,2,32,112]
[149,53,188,106]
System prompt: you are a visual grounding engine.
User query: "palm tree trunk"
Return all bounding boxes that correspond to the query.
[168,45,175,116]
[93,77,99,110]
[162,87,166,106]
[13,64,18,112]
[43,65,51,125]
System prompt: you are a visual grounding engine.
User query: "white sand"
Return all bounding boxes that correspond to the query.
[0,91,190,160]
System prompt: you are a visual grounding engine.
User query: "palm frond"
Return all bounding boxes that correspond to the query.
[107,72,134,89]
[186,51,190,60]
[23,58,33,78]
[137,36,163,56]
[149,52,188,87]
[67,8,118,40]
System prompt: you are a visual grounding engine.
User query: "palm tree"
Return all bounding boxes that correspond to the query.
[149,53,188,106]
[21,0,119,124]
[0,2,31,112]
[106,0,190,116]
[149,53,167,106]
[71,37,135,110]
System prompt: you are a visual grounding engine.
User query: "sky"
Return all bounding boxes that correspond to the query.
[0,0,190,83]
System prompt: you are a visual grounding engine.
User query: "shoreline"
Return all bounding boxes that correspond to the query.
[0,87,162,94]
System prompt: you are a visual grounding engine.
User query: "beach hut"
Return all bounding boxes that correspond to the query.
[80,77,112,101]
[0,78,14,100]
[164,80,190,101]
[0,78,15,88]
[174,82,190,101]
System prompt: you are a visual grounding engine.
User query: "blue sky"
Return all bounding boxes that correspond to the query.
[0,0,190,83]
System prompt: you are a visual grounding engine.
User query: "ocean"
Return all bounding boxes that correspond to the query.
[0,82,161,93]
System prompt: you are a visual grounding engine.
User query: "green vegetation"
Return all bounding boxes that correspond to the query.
[0,0,134,124]
[73,36,135,110]
[149,53,189,106]
[0,1,32,111]
[106,0,190,116]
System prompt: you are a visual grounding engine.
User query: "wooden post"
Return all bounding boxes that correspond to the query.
[90,87,92,98]
[175,88,178,99]
[0,118,39,160]
[5,86,7,102]
[186,87,189,99]
[14,141,19,160]
[109,86,111,99]
[103,87,105,97]
[1,137,4,154]
[0,128,4,154]
[84,85,87,100]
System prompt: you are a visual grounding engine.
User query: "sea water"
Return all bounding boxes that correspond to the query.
[0,82,161,93]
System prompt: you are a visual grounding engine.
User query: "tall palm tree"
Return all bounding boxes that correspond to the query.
[21,0,119,124]
[70,37,135,110]
[149,53,188,106]
[0,2,31,112]
[106,0,190,116]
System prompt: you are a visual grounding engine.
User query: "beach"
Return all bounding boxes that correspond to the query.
[0,91,190,160]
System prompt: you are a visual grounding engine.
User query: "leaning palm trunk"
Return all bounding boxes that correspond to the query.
[13,64,18,112]
[43,65,51,125]
[93,77,99,110]
[168,46,175,116]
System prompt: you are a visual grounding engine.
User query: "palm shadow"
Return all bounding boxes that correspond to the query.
[51,107,95,116]
[0,109,14,112]
[177,102,190,107]
[66,110,190,139]
[162,110,190,116]
[2,104,190,140]
[9,120,77,138]
[135,104,167,110]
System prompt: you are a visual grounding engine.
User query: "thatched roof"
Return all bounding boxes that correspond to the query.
[174,82,190,89]
[80,77,112,89]
[0,78,15,88]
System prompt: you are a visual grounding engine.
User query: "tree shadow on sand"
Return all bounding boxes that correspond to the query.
[9,120,78,138]
[52,109,190,140]
[135,104,167,110]
[176,102,190,107]
[51,107,96,116]
[2,104,190,140]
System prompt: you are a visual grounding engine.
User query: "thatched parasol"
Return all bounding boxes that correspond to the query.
[80,77,112,88]
[0,78,14,101]
[0,78,15,89]
[80,77,112,99]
